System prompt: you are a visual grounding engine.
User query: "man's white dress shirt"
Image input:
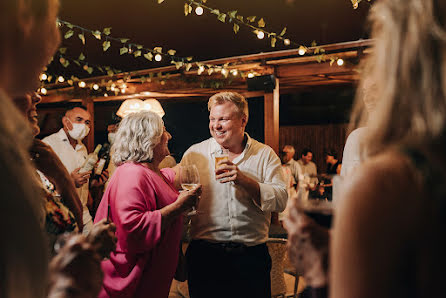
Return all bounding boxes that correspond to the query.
[43,128,93,234]
[181,134,287,246]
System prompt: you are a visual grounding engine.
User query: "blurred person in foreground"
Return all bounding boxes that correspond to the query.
[286,1,446,298]
[12,92,117,296]
[95,111,201,298]
[181,91,287,298]
[13,92,82,247]
[0,0,61,296]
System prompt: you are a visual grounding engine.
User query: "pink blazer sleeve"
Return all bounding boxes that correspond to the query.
[113,168,162,254]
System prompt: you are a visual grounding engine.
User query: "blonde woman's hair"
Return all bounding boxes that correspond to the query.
[112,111,164,166]
[351,0,446,157]
[208,92,249,121]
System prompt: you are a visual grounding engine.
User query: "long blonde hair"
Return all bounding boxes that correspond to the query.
[352,0,446,156]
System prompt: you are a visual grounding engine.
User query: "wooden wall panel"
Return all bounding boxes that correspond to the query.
[279,124,348,173]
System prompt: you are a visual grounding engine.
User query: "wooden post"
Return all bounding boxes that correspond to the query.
[264,78,280,154]
[82,97,95,152]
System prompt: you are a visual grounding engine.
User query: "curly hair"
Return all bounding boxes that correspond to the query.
[112,111,164,166]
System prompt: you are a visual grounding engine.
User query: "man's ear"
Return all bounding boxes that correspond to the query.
[62,116,72,131]
[241,115,248,128]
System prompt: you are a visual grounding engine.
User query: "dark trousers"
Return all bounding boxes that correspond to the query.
[186,239,272,298]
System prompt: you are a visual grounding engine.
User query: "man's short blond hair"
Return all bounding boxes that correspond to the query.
[208,92,249,121]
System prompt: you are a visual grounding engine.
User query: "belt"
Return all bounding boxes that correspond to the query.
[193,239,265,254]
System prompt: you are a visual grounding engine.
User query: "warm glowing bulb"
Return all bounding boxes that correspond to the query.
[40,73,48,81]
[298,46,306,56]
[93,84,99,90]
[110,86,116,91]
[78,81,86,88]
[231,69,238,76]
[221,69,228,76]
[198,65,205,75]
[40,87,47,95]
[121,88,126,94]
[284,39,291,46]
[337,59,344,66]
[155,54,162,62]
[195,6,204,15]
[104,93,108,97]
[257,31,265,39]
[248,73,255,78]
[58,76,65,83]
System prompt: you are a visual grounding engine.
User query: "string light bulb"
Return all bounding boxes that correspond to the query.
[40,73,48,81]
[284,39,291,46]
[195,6,204,15]
[57,76,65,83]
[298,46,306,56]
[231,69,238,76]
[337,58,344,66]
[93,84,99,90]
[256,31,265,39]
[198,65,205,75]
[155,54,162,62]
[40,87,47,95]
[221,69,228,76]
[78,81,86,88]
[104,93,108,97]
[248,72,255,78]
[121,88,126,94]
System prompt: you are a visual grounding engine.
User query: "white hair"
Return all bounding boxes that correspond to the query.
[112,111,164,166]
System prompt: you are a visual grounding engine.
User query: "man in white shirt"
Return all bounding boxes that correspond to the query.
[43,106,107,234]
[298,148,318,185]
[181,92,287,298]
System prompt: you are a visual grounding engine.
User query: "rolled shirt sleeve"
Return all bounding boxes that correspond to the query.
[256,149,288,212]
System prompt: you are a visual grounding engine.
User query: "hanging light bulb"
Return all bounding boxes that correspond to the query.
[247,72,255,78]
[40,87,47,95]
[337,58,344,66]
[121,88,126,94]
[284,39,291,46]
[78,81,86,88]
[198,65,205,75]
[298,46,307,56]
[104,93,108,97]
[256,31,265,39]
[57,76,65,83]
[93,84,99,90]
[231,69,238,76]
[155,54,162,62]
[40,73,48,81]
[110,86,116,92]
[195,6,204,15]
[221,69,228,76]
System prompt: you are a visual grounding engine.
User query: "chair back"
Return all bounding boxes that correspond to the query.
[266,238,287,297]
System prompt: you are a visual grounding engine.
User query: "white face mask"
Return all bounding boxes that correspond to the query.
[108,132,116,144]
[67,119,90,141]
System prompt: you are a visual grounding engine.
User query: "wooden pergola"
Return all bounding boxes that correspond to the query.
[42,39,372,153]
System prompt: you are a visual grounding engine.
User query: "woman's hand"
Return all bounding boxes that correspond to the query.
[176,184,202,213]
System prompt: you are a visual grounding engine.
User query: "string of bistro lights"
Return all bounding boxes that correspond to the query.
[40,1,350,96]
[40,19,275,95]
[168,0,344,65]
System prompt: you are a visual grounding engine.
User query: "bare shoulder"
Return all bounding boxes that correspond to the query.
[336,150,421,236]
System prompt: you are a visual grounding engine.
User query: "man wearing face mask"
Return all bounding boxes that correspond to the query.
[43,105,105,234]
